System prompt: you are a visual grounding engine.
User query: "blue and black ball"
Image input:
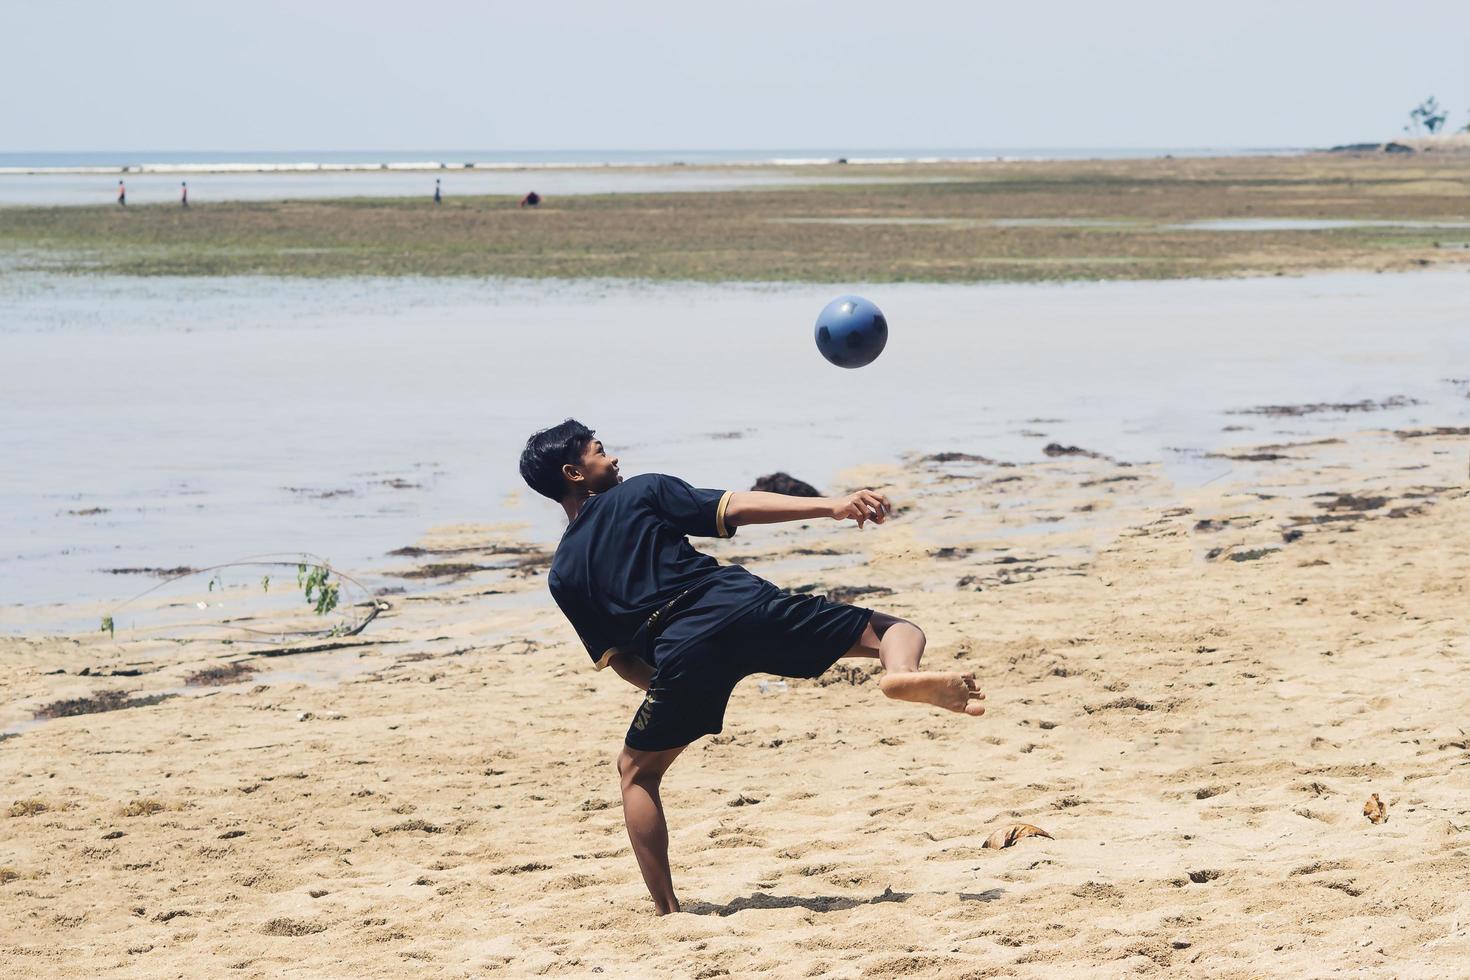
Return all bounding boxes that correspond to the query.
[814,295,888,369]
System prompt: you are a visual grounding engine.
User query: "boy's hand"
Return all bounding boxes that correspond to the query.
[829,490,892,529]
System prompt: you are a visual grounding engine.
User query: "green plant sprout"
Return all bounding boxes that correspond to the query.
[297,563,340,615]
[100,615,114,638]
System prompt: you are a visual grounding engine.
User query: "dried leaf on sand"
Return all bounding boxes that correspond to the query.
[983,824,1055,849]
[1363,793,1389,824]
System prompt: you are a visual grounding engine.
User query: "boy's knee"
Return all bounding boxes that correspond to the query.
[617,749,660,789]
[871,611,919,637]
[879,616,925,646]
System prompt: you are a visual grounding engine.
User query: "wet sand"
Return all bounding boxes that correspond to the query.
[3,422,1468,976]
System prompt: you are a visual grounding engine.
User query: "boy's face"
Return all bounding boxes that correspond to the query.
[565,438,621,495]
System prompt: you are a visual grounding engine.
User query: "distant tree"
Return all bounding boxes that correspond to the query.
[1405,96,1448,135]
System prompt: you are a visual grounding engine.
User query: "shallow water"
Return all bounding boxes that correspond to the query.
[769,217,1142,230]
[0,145,1300,208]
[0,169,952,208]
[1171,218,1470,232]
[2,269,1468,625]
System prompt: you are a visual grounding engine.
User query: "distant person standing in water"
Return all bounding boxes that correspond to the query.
[180,182,189,208]
[520,190,541,208]
[434,178,442,204]
[117,180,126,206]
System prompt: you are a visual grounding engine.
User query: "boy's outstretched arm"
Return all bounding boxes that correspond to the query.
[724,489,891,530]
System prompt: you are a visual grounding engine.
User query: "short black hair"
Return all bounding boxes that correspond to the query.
[519,419,596,501]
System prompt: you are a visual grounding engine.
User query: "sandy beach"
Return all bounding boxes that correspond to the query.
[12,1,1470,973]
[3,160,1467,979]
[4,419,1468,976]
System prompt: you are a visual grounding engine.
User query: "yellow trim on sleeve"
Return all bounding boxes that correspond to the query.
[594,647,619,671]
[716,490,734,538]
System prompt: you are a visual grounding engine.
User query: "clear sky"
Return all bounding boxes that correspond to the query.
[6,0,1469,151]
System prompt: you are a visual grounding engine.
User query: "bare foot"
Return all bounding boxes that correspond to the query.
[879,672,986,716]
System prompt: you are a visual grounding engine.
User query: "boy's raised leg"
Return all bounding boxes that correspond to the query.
[843,612,986,716]
[616,743,687,914]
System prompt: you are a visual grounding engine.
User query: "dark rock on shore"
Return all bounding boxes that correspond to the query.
[1206,452,1294,462]
[1393,427,1470,439]
[922,451,1011,465]
[1228,396,1418,417]
[1204,546,1279,562]
[822,585,895,604]
[1227,548,1280,562]
[786,583,895,604]
[1314,494,1388,512]
[752,472,821,496]
[388,543,540,558]
[33,690,177,721]
[1043,443,1110,461]
[104,566,197,577]
[1081,475,1139,487]
[1326,142,1415,154]
[394,562,491,579]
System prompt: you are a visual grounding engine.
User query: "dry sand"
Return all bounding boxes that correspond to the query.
[3,427,1469,977]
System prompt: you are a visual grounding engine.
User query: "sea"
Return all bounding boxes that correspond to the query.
[0,147,1302,207]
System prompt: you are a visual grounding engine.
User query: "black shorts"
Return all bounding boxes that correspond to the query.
[624,591,873,752]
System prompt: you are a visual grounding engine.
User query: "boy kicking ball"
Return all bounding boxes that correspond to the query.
[519,419,986,914]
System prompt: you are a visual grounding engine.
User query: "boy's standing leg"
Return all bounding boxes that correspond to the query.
[616,743,687,914]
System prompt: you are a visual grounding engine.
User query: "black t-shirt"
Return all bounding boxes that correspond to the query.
[548,473,777,670]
